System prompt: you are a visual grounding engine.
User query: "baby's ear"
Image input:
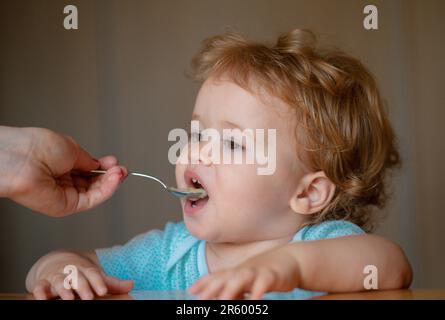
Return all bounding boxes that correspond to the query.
[289,171,336,215]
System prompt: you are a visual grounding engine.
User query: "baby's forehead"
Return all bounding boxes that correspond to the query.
[195,77,295,129]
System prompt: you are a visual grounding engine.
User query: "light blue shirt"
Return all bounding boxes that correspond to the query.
[96,220,364,299]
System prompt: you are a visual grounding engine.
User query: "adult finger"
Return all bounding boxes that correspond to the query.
[74,166,125,212]
[71,175,90,189]
[97,155,119,170]
[72,144,100,172]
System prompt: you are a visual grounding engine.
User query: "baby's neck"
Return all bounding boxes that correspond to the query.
[206,233,295,273]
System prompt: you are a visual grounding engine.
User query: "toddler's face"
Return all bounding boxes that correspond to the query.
[176,77,307,243]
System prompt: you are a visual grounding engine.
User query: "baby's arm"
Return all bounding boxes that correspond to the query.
[26,251,134,300]
[189,234,413,299]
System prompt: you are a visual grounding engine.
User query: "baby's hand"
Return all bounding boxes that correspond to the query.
[28,251,134,300]
[188,246,301,300]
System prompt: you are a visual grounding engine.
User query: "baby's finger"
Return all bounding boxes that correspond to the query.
[102,273,134,294]
[218,274,254,300]
[52,274,75,300]
[248,272,275,300]
[74,274,94,300]
[33,280,53,300]
[196,277,226,300]
[189,275,213,294]
[82,268,108,296]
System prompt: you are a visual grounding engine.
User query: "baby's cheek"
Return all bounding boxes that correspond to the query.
[228,178,273,209]
[175,163,185,186]
[215,165,272,206]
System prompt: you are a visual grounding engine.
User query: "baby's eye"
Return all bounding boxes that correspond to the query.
[223,138,244,151]
[189,131,202,143]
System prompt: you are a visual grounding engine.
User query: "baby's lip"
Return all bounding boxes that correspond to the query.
[184,169,210,198]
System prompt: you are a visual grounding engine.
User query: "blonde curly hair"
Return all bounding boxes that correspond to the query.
[190,29,400,232]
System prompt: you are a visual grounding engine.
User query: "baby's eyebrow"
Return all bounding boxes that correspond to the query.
[192,114,244,129]
[221,120,244,130]
[191,114,248,133]
[221,120,256,142]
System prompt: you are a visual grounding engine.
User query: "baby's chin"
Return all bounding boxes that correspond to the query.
[183,216,209,239]
[183,217,253,244]
[183,216,222,242]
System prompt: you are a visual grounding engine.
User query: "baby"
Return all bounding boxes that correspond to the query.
[26,29,412,300]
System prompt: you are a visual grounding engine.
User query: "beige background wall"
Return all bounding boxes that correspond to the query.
[0,0,444,292]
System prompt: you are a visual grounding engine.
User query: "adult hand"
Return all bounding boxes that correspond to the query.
[0,126,127,216]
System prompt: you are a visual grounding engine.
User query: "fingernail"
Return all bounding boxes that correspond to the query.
[119,169,128,182]
[93,159,100,168]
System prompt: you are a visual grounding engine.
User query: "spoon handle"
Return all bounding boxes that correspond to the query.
[90,170,168,189]
[88,170,207,199]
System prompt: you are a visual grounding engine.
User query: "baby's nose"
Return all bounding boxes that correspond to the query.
[185,139,214,166]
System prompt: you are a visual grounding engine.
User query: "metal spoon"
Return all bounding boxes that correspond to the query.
[90,170,207,199]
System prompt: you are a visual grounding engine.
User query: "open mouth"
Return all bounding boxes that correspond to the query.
[184,171,209,214]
